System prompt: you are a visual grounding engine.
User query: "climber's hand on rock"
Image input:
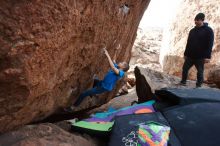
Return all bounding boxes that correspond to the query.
[116,44,121,50]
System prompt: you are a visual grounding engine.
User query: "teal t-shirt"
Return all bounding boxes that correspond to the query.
[101,63,124,91]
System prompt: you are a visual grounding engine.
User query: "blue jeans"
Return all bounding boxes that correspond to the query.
[181,57,204,85]
[73,80,107,106]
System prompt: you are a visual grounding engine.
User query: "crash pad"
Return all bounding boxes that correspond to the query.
[108,113,181,146]
[85,100,155,123]
[155,88,220,105]
[70,121,114,137]
[71,121,114,131]
[163,102,220,146]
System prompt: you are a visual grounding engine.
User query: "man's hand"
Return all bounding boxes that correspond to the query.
[204,58,210,63]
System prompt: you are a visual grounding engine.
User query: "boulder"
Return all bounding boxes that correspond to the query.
[0,123,99,146]
[208,67,220,88]
[0,0,150,133]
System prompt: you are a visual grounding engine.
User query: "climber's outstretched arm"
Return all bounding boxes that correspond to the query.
[103,48,120,75]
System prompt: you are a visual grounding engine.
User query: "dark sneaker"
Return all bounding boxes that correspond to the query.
[196,83,202,88]
[177,81,186,86]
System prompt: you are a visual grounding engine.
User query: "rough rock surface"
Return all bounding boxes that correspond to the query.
[125,27,163,98]
[0,0,150,133]
[160,0,220,81]
[208,67,220,88]
[0,123,99,146]
[130,27,163,72]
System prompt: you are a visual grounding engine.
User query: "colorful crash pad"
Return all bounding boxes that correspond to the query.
[108,113,181,146]
[138,122,170,146]
[85,100,155,122]
[71,121,114,132]
[70,100,156,137]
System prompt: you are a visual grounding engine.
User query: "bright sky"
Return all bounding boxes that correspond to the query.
[139,0,182,29]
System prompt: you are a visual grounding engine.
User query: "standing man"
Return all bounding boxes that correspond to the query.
[180,13,214,87]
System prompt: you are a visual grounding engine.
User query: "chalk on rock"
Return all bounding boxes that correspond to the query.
[122,4,130,14]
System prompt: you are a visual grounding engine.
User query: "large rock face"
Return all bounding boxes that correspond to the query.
[160,0,220,81]
[0,0,150,133]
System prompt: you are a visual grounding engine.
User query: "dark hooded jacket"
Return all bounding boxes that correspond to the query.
[184,23,214,59]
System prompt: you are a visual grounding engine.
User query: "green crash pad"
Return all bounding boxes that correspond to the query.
[71,121,114,132]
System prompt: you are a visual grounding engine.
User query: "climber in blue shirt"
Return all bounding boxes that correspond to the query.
[65,45,129,112]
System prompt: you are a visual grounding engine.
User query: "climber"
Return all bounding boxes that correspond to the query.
[179,13,214,87]
[65,45,129,112]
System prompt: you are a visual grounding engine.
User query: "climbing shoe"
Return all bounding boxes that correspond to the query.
[196,83,202,88]
[178,81,186,86]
